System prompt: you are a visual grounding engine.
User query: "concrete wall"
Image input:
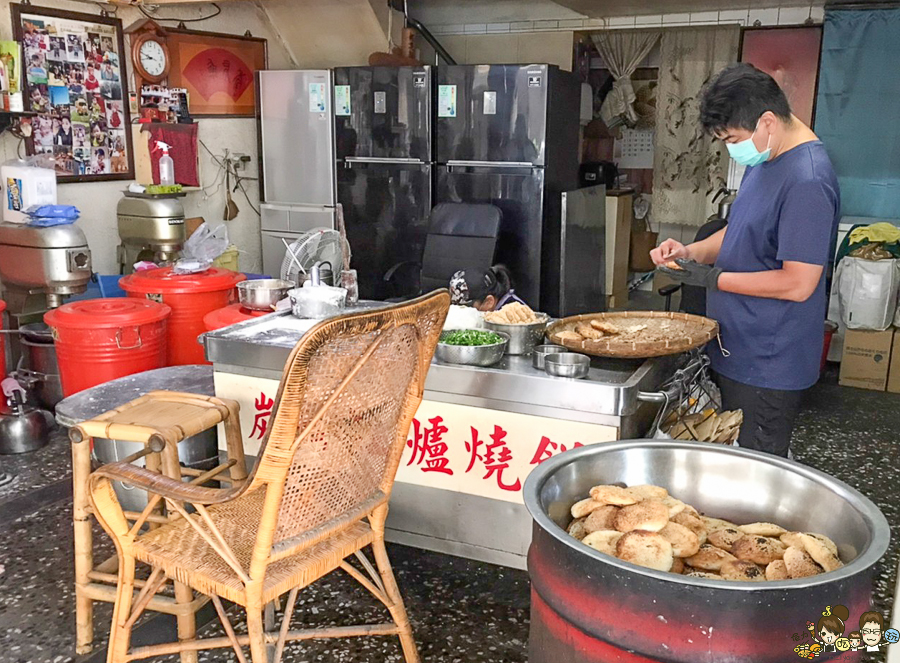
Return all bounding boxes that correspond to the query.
[0,0,298,275]
[262,0,402,69]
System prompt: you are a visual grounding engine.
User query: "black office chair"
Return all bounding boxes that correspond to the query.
[658,217,728,316]
[384,202,503,300]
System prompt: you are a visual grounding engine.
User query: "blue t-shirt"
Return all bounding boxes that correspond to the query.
[707,141,840,391]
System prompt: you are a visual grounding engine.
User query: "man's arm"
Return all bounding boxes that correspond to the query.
[686,228,727,265]
[717,261,823,302]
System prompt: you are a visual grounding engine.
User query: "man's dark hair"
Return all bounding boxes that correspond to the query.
[699,63,792,135]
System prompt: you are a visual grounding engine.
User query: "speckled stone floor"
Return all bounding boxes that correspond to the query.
[0,367,895,663]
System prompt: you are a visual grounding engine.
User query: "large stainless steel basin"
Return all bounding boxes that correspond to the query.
[524,440,890,663]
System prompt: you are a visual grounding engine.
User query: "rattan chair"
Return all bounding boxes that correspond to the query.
[89,291,449,663]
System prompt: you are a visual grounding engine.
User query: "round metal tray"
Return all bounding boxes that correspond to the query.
[546,311,718,359]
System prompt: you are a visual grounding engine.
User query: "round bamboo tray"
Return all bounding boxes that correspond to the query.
[545,311,719,359]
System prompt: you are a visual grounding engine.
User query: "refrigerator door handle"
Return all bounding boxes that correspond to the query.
[446,160,536,168]
[345,156,425,164]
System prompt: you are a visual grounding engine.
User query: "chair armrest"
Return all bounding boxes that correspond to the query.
[93,461,239,505]
[384,261,421,283]
[658,283,682,297]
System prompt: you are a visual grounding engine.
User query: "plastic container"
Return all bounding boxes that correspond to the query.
[213,244,239,271]
[203,303,268,332]
[288,285,347,319]
[44,298,171,397]
[1,161,57,223]
[157,141,175,186]
[119,267,245,366]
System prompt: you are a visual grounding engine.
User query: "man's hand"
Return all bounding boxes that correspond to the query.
[657,258,723,291]
[650,239,690,266]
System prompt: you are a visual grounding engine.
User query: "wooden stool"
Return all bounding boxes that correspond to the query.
[69,390,248,661]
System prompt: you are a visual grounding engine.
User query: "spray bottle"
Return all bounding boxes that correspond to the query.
[156,141,175,186]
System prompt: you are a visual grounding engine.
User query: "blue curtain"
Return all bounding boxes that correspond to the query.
[815,8,900,218]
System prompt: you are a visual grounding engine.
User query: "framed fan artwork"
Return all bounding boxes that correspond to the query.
[11,3,133,181]
[164,27,266,117]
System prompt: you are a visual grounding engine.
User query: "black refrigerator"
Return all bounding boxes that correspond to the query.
[334,66,433,300]
[435,64,583,316]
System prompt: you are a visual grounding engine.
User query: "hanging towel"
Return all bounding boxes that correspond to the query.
[145,122,199,187]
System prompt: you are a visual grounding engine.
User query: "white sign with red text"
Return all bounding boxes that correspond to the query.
[213,371,618,504]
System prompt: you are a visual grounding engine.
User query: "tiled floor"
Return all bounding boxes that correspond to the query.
[0,367,895,663]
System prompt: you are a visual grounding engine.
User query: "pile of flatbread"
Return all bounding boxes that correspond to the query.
[567,483,843,581]
[483,302,542,325]
[663,409,743,444]
[555,318,649,343]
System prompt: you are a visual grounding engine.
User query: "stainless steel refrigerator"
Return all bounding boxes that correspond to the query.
[257,70,336,278]
[334,66,432,300]
[435,64,586,316]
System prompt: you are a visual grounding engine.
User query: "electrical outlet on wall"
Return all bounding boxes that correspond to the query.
[228,153,252,170]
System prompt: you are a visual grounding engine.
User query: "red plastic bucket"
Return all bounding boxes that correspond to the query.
[0,299,6,376]
[203,303,267,332]
[119,267,245,366]
[44,298,171,397]
[822,321,838,373]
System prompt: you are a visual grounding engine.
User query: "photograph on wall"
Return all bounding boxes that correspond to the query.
[12,4,133,181]
[165,27,266,117]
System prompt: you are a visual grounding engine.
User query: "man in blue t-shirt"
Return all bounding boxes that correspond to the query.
[652,64,840,457]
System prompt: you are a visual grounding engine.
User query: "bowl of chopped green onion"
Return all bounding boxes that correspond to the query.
[435,329,509,367]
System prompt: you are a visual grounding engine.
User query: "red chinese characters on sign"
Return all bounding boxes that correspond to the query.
[529,436,584,465]
[183,48,253,101]
[466,425,521,492]
[406,416,453,475]
[250,392,274,440]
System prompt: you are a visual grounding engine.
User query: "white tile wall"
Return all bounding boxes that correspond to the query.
[748,7,780,26]
[778,6,813,24]
[634,14,664,27]
[663,12,692,26]
[432,4,823,35]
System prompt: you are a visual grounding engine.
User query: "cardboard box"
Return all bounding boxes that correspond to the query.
[887,329,900,393]
[839,329,894,391]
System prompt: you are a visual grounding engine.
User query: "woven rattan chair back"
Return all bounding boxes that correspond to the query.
[249,292,448,552]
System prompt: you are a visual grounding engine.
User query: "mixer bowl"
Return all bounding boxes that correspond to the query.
[524,441,890,663]
[237,279,294,311]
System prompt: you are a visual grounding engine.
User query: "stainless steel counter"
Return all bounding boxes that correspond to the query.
[202,308,678,433]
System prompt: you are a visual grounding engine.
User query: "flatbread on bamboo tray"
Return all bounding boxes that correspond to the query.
[546,311,719,358]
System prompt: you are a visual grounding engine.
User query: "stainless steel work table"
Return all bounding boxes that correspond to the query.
[203,309,680,568]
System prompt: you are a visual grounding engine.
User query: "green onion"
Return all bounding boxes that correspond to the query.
[441,329,504,346]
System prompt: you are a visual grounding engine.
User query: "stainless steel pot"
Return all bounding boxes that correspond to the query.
[236,279,294,311]
[15,323,62,409]
[524,441,890,663]
[0,392,52,454]
[483,314,549,355]
[435,331,509,367]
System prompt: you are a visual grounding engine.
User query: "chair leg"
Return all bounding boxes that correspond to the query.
[174,581,198,663]
[106,554,136,663]
[247,605,270,663]
[371,536,419,663]
[72,433,94,655]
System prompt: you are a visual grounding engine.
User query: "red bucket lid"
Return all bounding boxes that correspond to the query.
[119,267,246,295]
[0,299,6,313]
[45,298,171,329]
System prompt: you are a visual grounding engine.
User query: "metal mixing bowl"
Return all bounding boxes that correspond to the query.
[532,344,569,370]
[544,352,589,378]
[237,279,294,311]
[483,314,549,355]
[435,330,509,367]
[524,441,890,663]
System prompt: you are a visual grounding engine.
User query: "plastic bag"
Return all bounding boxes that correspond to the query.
[182,222,229,263]
[24,204,79,227]
[837,256,900,330]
